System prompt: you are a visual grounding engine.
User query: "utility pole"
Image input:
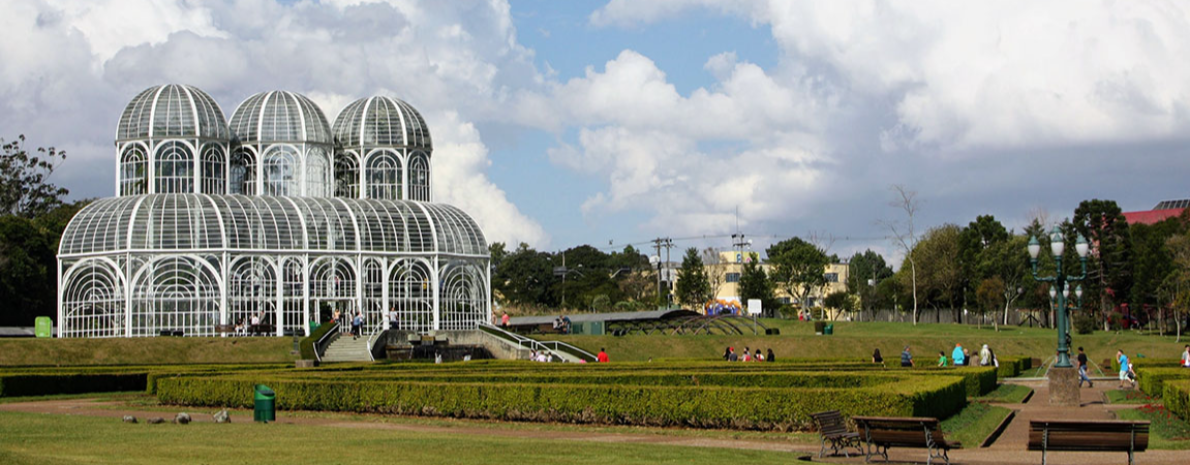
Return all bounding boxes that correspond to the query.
[662,238,674,308]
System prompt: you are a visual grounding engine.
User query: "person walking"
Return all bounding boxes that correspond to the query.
[1117,350,1134,389]
[1077,347,1093,388]
[352,311,363,340]
[937,351,949,367]
[901,345,914,367]
[951,343,965,366]
[979,344,991,366]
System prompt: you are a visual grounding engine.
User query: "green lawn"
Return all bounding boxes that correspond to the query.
[940,402,1012,448]
[543,320,1190,363]
[1116,406,1190,450]
[0,337,295,366]
[976,384,1033,404]
[0,410,806,465]
[1106,389,1159,405]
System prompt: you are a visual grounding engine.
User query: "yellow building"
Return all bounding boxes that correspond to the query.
[701,251,849,313]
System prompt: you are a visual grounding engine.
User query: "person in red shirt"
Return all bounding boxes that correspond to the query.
[501,312,509,327]
[596,348,609,363]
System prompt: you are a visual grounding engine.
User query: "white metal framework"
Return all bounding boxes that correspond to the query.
[333,96,433,201]
[58,194,489,337]
[59,84,488,338]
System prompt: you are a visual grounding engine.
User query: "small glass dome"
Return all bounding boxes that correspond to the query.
[116,84,229,141]
[229,91,333,144]
[333,96,432,150]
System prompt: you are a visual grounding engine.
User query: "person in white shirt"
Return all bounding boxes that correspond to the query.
[1181,345,1190,368]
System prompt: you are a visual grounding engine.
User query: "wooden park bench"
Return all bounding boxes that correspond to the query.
[1028,419,1149,465]
[852,416,960,465]
[810,410,862,458]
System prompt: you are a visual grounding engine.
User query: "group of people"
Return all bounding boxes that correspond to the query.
[331,309,366,340]
[232,313,267,336]
[890,343,998,368]
[552,314,572,334]
[722,346,775,362]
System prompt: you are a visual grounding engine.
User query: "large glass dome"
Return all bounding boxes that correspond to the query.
[333,96,432,150]
[60,194,486,256]
[229,91,333,144]
[116,84,230,142]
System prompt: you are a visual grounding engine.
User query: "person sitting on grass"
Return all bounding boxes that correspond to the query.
[1182,345,1190,368]
[901,346,914,367]
[754,349,763,361]
[766,348,775,362]
[872,348,883,364]
[937,351,948,367]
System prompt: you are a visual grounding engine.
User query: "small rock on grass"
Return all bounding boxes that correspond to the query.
[146,417,166,424]
[122,415,137,424]
[213,410,231,423]
[174,413,191,424]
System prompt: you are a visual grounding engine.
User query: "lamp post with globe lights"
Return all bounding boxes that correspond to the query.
[1028,227,1090,369]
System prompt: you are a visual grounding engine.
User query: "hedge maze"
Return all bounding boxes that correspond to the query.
[3,360,1006,432]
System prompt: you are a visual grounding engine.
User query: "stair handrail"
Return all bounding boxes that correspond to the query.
[478,322,597,362]
[313,322,339,363]
[364,326,380,362]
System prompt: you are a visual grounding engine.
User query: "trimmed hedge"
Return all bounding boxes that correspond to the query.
[1164,379,1190,424]
[1112,357,1181,373]
[0,363,291,397]
[1135,367,1190,398]
[996,356,1031,378]
[0,372,147,397]
[157,372,967,431]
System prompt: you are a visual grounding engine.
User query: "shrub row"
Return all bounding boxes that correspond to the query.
[0,372,147,397]
[0,364,291,397]
[1112,357,1182,373]
[1163,379,1190,424]
[996,356,1031,378]
[1135,367,1190,398]
[157,373,967,431]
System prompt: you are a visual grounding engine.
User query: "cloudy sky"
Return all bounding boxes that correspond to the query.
[3,0,1188,263]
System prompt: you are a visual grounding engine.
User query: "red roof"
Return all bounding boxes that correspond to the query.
[1123,208,1184,225]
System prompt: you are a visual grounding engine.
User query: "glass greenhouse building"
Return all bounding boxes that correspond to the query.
[58,84,490,338]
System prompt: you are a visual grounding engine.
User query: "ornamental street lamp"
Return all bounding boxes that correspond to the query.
[1027,227,1089,368]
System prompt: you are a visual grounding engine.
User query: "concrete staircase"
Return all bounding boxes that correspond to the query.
[321,334,373,362]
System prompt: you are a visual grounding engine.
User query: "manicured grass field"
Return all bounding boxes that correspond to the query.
[940,401,1012,448]
[1116,406,1190,450]
[0,337,295,367]
[0,410,805,465]
[976,384,1033,404]
[1107,389,1159,405]
[543,320,1189,365]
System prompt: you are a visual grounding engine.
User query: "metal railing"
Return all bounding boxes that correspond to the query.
[478,323,597,362]
[313,322,339,363]
[364,327,381,362]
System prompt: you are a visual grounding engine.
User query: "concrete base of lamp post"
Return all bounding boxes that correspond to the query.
[1048,366,1081,406]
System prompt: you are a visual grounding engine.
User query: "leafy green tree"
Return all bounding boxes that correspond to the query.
[0,201,86,326]
[975,277,1005,329]
[737,252,777,316]
[767,237,829,312]
[674,247,710,309]
[0,135,70,218]
[976,235,1030,329]
[910,224,963,320]
[847,249,893,313]
[1129,214,1187,325]
[958,215,1009,309]
[1072,199,1132,330]
[490,243,555,307]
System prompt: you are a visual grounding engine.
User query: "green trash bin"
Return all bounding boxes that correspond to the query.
[823,324,834,335]
[254,384,275,423]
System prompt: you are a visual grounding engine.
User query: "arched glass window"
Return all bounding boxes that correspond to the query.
[335,152,360,198]
[231,148,257,196]
[365,150,401,200]
[120,145,148,196]
[201,144,225,195]
[305,149,330,197]
[409,152,430,201]
[263,146,299,196]
[154,141,193,193]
